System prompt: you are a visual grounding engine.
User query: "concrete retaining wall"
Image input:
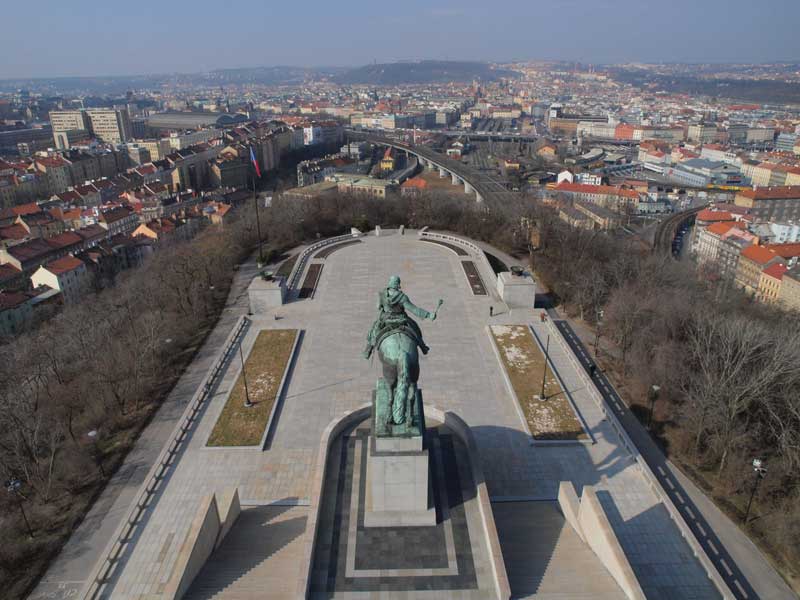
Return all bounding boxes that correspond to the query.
[557,481,584,543]
[215,488,241,549]
[577,486,646,600]
[163,494,221,600]
[162,487,242,599]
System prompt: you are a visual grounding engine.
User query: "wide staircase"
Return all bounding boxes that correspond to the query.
[493,501,626,600]
[186,505,308,600]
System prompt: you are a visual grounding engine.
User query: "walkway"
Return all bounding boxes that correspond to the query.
[29,253,262,600]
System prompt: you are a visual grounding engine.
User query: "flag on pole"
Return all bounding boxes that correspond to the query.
[249,146,261,178]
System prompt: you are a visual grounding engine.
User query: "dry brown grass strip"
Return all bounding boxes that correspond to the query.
[491,325,587,441]
[207,329,297,446]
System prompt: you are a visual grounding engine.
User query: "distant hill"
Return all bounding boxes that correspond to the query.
[334,61,516,85]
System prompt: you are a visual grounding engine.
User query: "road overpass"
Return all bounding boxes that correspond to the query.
[347,130,520,207]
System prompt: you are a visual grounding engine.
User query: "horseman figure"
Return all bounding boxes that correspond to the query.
[363,276,441,435]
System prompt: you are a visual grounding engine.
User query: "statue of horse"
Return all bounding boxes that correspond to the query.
[376,329,421,431]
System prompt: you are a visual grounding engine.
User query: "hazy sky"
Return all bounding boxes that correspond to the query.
[2,0,799,79]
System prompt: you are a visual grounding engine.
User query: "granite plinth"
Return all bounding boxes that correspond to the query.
[247,274,286,313]
[365,434,435,527]
[496,270,535,308]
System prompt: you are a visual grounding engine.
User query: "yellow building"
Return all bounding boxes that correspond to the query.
[779,268,800,311]
[380,148,395,172]
[757,263,787,304]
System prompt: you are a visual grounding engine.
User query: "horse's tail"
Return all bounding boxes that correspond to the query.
[391,348,414,425]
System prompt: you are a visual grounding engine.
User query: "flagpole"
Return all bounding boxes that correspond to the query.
[251,147,264,265]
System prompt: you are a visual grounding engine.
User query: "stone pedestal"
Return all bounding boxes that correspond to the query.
[365,384,435,527]
[365,435,435,527]
[248,274,285,313]
[496,270,536,308]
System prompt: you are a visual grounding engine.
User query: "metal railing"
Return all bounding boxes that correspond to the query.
[419,230,499,287]
[80,316,249,600]
[287,233,356,292]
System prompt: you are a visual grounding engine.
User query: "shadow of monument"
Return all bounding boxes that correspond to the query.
[467,423,634,599]
[595,489,724,600]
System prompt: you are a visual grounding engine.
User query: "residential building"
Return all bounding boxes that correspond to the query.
[687,123,718,143]
[50,110,91,148]
[558,205,592,229]
[735,244,784,294]
[85,109,132,143]
[551,181,640,212]
[757,263,788,304]
[30,255,89,304]
[0,291,35,336]
[734,186,800,220]
[574,201,622,230]
[779,267,800,311]
[97,206,139,236]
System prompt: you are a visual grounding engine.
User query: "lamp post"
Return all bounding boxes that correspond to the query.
[5,478,34,538]
[251,154,264,266]
[647,385,661,431]
[239,343,253,408]
[744,458,767,524]
[540,334,550,400]
[594,309,604,356]
[86,429,105,477]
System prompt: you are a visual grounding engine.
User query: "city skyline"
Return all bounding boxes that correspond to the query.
[2,0,799,79]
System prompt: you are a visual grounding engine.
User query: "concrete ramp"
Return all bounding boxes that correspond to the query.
[493,501,625,600]
[186,505,307,599]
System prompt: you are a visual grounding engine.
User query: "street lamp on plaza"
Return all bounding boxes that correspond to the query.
[540,334,551,400]
[744,458,767,525]
[239,342,253,408]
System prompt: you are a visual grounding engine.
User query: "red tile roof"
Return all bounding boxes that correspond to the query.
[0,224,29,241]
[401,178,427,189]
[0,291,30,311]
[764,243,800,259]
[554,182,639,200]
[0,263,21,282]
[47,231,83,249]
[697,209,733,222]
[738,186,800,200]
[741,245,780,265]
[45,255,83,275]
[12,202,41,216]
[762,263,788,281]
[707,222,737,236]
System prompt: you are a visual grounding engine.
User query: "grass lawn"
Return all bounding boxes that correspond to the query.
[207,329,297,446]
[491,325,587,441]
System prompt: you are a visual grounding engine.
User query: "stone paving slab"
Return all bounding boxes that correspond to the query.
[100,232,719,599]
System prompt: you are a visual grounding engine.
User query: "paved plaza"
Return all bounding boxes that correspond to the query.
[97,231,720,599]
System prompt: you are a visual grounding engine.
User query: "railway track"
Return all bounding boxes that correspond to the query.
[652,205,705,256]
